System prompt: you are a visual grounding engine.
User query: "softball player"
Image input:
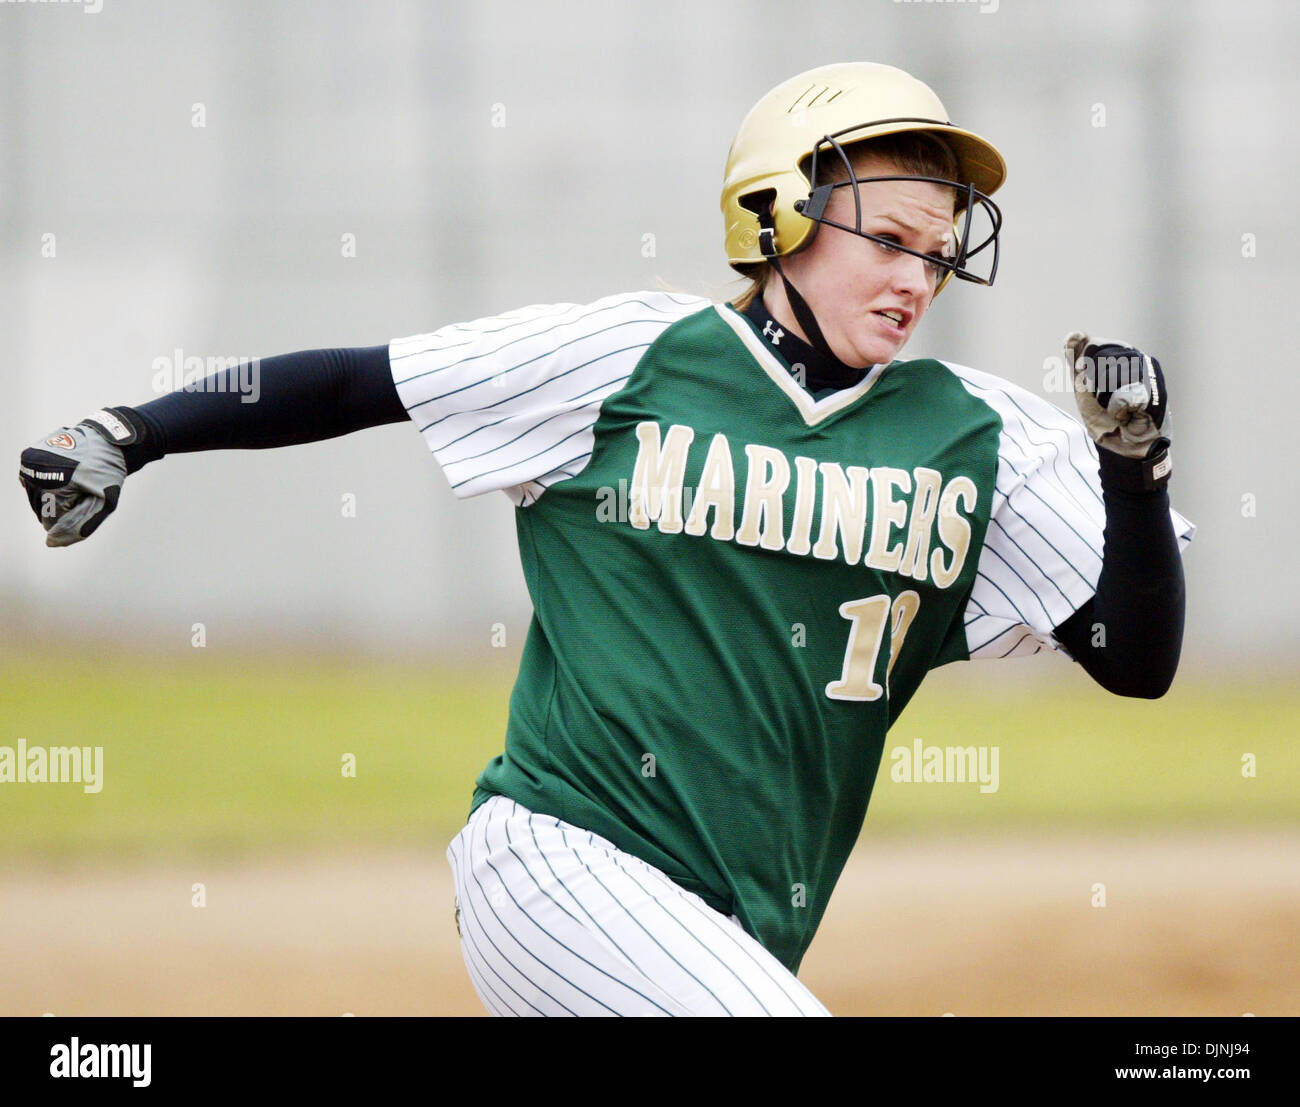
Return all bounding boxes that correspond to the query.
[20,62,1193,1016]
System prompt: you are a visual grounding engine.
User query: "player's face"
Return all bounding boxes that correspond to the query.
[778,156,957,369]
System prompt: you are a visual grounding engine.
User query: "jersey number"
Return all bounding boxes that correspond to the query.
[825,591,921,702]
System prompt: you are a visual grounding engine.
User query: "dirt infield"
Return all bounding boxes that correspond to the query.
[4,830,1296,1017]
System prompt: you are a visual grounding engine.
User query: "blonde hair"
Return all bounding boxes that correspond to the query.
[729,132,960,311]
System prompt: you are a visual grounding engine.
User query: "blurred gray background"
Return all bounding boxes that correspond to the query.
[3,0,1296,668]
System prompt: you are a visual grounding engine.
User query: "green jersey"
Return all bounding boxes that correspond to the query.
[389,290,1194,972]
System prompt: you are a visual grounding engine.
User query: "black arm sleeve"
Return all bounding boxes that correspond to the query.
[118,345,408,472]
[1052,449,1186,698]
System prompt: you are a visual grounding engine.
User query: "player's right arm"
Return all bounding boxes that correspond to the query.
[18,291,709,545]
[18,345,406,546]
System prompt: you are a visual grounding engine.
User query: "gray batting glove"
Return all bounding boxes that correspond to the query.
[1064,331,1169,460]
[18,408,144,547]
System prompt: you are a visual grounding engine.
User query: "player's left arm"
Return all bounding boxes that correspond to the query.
[1051,333,1184,698]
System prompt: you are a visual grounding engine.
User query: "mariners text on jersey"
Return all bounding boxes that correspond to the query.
[624,420,976,586]
[389,290,1196,973]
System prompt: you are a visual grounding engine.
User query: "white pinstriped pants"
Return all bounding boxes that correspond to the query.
[446,795,831,1017]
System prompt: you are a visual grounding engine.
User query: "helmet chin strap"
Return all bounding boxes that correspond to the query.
[759,207,841,364]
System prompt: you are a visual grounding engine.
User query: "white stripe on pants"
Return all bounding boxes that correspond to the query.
[445,795,830,1016]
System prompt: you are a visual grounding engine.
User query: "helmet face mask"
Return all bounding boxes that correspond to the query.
[793,130,1004,292]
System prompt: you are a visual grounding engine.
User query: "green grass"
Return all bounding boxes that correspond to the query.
[0,651,1294,863]
[0,651,513,863]
[869,661,1298,832]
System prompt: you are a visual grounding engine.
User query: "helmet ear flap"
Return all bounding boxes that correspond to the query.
[740,186,823,260]
[739,188,780,259]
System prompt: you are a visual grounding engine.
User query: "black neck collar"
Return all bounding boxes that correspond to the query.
[741,295,869,394]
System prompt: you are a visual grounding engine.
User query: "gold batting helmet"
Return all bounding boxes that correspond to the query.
[721,62,1007,289]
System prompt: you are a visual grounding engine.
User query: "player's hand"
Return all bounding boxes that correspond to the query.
[1064,331,1168,460]
[18,408,143,547]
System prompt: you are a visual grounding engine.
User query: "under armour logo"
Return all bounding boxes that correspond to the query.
[762,320,784,346]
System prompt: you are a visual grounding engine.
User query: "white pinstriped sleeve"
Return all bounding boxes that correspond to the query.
[944,362,1195,660]
[388,290,711,507]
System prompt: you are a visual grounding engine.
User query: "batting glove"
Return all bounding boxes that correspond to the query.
[1064,331,1172,488]
[18,407,145,547]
